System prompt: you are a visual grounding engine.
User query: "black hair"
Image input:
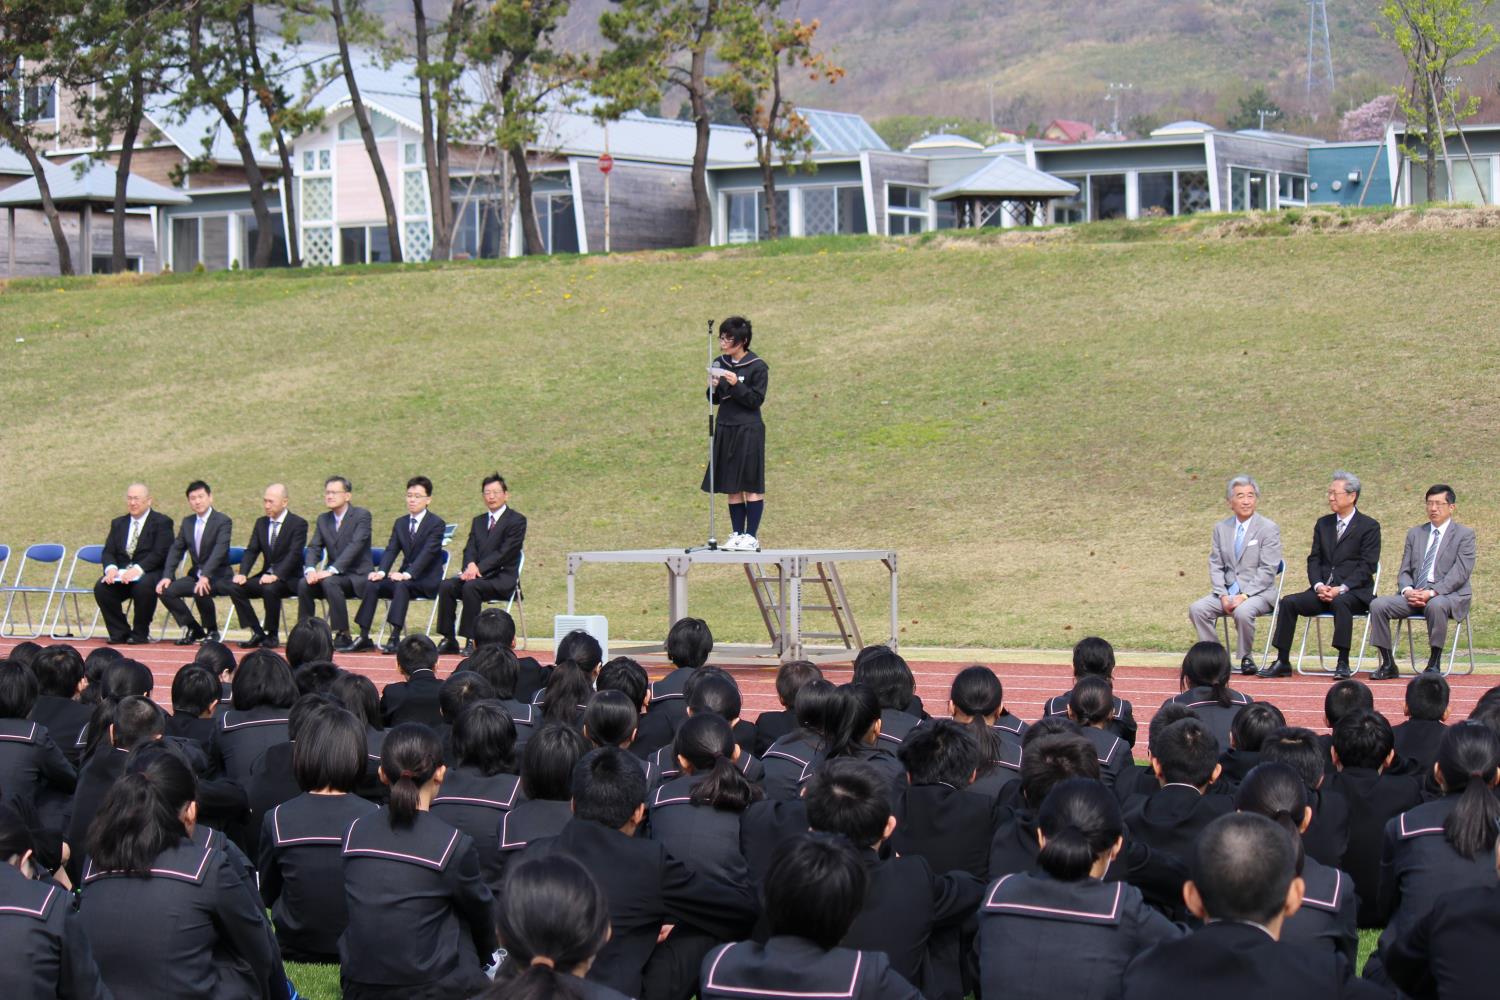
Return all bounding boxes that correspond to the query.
[406,475,433,496]
[541,661,593,726]
[1148,702,1199,757]
[1235,762,1309,874]
[5,641,41,669]
[949,665,1005,776]
[0,800,37,862]
[1072,636,1116,679]
[1067,675,1114,727]
[665,617,713,671]
[1229,701,1285,753]
[521,724,592,802]
[898,719,979,787]
[396,634,440,676]
[0,661,39,718]
[1153,718,1220,787]
[1426,484,1457,504]
[329,672,382,731]
[285,617,335,669]
[81,646,123,705]
[192,640,236,678]
[595,657,649,712]
[1258,727,1325,790]
[555,630,603,673]
[685,667,742,721]
[676,713,761,812]
[184,480,211,497]
[1474,685,1500,720]
[571,746,647,829]
[293,660,343,697]
[170,664,220,718]
[791,678,840,739]
[1332,708,1394,769]
[30,644,84,697]
[232,649,298,712]
[381,723,444,827]
[1191,813,1299,924]
[804,757,891,849]
[474,607,517,649]
[83,658,155,759]
[440,671,497,724]
[294,704,365,793]
[1435,722,1500,859]
[774,659,823,708]
[481,472,508,493]
[1179,641,1233,707]
[582,690,638,749]
[88,745,195,874]
[823,683,881,759]
[1323,678,1374,727]
[454,701,519,776]
[1406,673,1450,722]
[1022,715,1080,747]
[324,475,352,493]
[1036,778,1124,881]
[491,855,611,996]
[112,695,166,750]
[288,692,343,742]
[462,644,519,700]
[763,833,867,949]
[1021,734,1101,807]
[718,315,752,349]
[851,645,915,711]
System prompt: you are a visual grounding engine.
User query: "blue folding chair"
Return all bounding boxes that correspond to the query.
[1218,560,1286,660]
[376,524,457,642]
[1,543,68,638]
[49,544,107,639]
[217,546,247,637]
[1296,562,1383,675]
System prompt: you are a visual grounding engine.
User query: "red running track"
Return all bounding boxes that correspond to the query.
[4,638,1493,734]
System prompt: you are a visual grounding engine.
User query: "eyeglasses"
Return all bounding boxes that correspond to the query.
[1326,490,1352,497]
[405,491,429,499]
[1425,500,1453,508]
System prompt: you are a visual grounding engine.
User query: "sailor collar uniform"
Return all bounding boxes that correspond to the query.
[1076,725,1133,789]
[1280,856,1358,963]
[1044,691,1138,746]
[1165,686,1252,749]
[212,705,291,781]
[0,861,109,1000]
[431,768,525,894]
[499,699,538,746]
[1376,795,1500,943]
[759,732,823,800]
[646,744,763,793]
[258,791,379,962]
[876,707,923,747]
[0,717,76,810]
[700,935,922,999]
[645,772,751,887]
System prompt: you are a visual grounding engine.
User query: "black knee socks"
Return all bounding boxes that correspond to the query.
[729,502,746,534]
[745,500,764,537]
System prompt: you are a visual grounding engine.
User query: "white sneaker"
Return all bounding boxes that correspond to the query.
[722,532,743,550]
[738,534,761,552]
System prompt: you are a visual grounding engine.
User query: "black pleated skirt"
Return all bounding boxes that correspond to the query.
[701,421,765,494]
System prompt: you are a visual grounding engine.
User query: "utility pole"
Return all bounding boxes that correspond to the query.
[1256,107,1281,130]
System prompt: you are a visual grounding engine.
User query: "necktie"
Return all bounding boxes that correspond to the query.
[126,519,140,557]
[268,519,279,548]
[409,515,418,537]
[1336,519,1347,542]
[335,514,343,535]
[488,513,497,531]
[1421,526,1441,584]
[194,517,204,554]
[1233,521,1246,560]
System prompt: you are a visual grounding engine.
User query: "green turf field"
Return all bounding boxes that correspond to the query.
[3,207,1497,653]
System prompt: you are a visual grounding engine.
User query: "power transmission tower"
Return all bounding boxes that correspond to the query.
[1306,0,1335,107]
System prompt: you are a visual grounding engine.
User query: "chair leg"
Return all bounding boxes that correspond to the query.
[516,596,527,650]
[1401,618,1417,674]
[1355,615,1371,672]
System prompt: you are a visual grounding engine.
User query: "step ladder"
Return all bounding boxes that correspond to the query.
[745,559,862,655]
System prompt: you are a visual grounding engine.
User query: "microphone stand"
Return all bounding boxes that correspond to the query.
[688,319,720,553]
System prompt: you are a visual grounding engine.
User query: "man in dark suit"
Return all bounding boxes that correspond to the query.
[154,480,234,644]
[93,482,175,644]
[1261,471,1381,679]
[435,472,526,655]
[220,483,308,649]
[343,476,448,654]
[296,475,373,646]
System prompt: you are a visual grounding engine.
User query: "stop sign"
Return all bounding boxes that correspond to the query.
[598,154,614,174]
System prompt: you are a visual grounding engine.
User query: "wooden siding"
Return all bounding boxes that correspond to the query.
[3,207,159,277]
[573,159,697,252]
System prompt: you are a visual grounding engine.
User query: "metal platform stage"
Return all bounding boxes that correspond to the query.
[565,547,898,664]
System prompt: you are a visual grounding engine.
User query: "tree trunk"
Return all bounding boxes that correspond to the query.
[509,142,543,254]
[111,72,145,273]
[759,140,778,239]
[413,0,440,260]
[247,6,300,266]
[414,0,461,261]
[330,0,404,262]
[0,122,73,275]
[685,0,718,247]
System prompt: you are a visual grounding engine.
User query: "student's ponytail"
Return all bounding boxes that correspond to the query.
[1068,676,1115,727]
[950,665,1004,777]
[88,745,194,874]
[1234,762,1309,873]
[678,714,762,813]
[1436,723,1500,859]
[380,723,444,828]
[499,965,586,1000]
[1035,778,1123,882]
[541,660,594,727]
[487,855,610,1000]
[1180,641,1234,708]
[823,684,881,760]
[82,659,154,759]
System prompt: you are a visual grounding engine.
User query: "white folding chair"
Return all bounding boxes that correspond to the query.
[1295,562,1382,675]
[1219,560,1286,660]
[49,544,107,639]
[1,543,68,638]
[1396,611,1476,677]
[477,550,527,649]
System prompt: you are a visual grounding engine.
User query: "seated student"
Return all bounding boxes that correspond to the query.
[1116,703,1199,802]
[0,661,77,820]
[165,664,221,747]
[246,695,348,857]
[25,645,94,764]
[536,657,597,731]
[980,778,1182,1000]
[1066,676,1133,790]
[894,720,997,880]
[293,659,342,697]
[459,644,537,748]
[989,733,1100,878]
[340,723,497,999]
[76,658,155,763]
[6,641,42,668]
[804,757,985,1000]
[482,854,633,1000]
[211,648,297,784]
[522,745,758,1000]
[1259,727,1351,868]
[1369,721,1500,978]
[947,665,1023,802]
[1320,678,1376,763]
[65,695,167,883]
[1121,717,1234,870]
[647,712,761,887]
[1392,673,1450,773]
[79,747,278,1000]
[815,683,905,796]
[852,644,924,747]
[192,640,237,713]
[328,672,388,802]
[1159,641,1251,750]
[1121,813,1383,1000]
[79,647,122,704]
[1235,763,1358,963]
[436,671,497,760]
[584,689,640,750]
[258,704,378,962]
[1043,636,1139,746]
[700,833,923,1000]
[593,657,649,751]
[284,616,335,670]
[1325,709,1423,928]
[498,723,592,879]
[0,799,111,998]
[1384,837,1500,1000]
[470,607,550,701]
[759,678,840,800]
[752,659,821,757]
[1218,701,1285,783]
[644,617,712,734]
[378,634,444,729]
[431,700,523,897]
[646,671,763,790]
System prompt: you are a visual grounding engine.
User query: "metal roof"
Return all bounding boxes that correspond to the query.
[0,143,47,176]
[906,133,984,152]
[802,109,888,152]
[0,156,191,207]
[1151,120,1215,136]
[931,156,1080,200]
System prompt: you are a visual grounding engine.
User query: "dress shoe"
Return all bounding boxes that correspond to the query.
[106,634,130,646]
[175,628,205,646]
[332,632,354,651]
[436,637,462,656]
[203,631,221,644]
[239,631,267,649]
[125,634,147,644]
[1370,648,1400,681]
[1333,659,1353,679]
[380,638,401,655]
[262,634,280,649]
[1425,648,1444,674]
[1239,655,1258,676]
[1257,658,1293,678]
[338,635,376,653]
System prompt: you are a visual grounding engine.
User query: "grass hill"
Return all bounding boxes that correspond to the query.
[3,207,1498,654]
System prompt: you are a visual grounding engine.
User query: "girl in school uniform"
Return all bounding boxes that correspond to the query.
[978,778,1182,1000]
[582,689,639,750]
[497,723,592,881]
[1066,676,1134,790]
[328,671,387,802]
[851,645,926,747]
[339,723,497,1000]
[430,700,524,897]
[703,315,769,553]
[647,713,761,887]
[1042,636,1138,746]
[212,649,297,783]
[759,678,840,799]
[1161,641,1252,749]
[948,665,1023,801]
[0,661,77,829]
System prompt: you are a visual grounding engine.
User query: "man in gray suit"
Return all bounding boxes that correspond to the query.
[155,480,233,644]
[1368,484,1475,678]
[1188,475,1283,675]
[296,475,373,645]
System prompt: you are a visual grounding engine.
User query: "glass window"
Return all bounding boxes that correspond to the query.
[338,110,398,141]
[24,82,55,122]
[541,194,579,254]
[1138,173,1174,216]
[171,218,199,269]
[837,186,868,234]
[302,151,315,172]
[318,149,331,171]
[1277,174,1308,206]
[803,188,836,236]
[1089,174,1126,220]
[888,214,925,235]
[302,176,332,222]
[368,226,391,262]
[239,213,289,268]
[404,142,422,166]
[934,200,958,229]
[91,255,140,274]
[1177,171,1211,214]
[888,185,924,210]
[340,226,367,265]
[1052,177,1086,224]
[200,216,229,270]
[1230,167,1270,211]
[727,192,758,243]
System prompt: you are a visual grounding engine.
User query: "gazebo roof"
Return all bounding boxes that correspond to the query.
[931,156,1080,200]
[0,157,191,207]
